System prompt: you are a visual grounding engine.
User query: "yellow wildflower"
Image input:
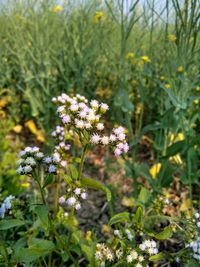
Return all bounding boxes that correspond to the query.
[150,163,161,179]
[141,55,151,63]
[21,183,30,188]
[177,66,184,73]
[93,11,106,24]
[160,76,165,81]
[13,125,23,134]
[165,83,171,89]
[194,99,199,105]
[196,86,200,91]
[85,231,92,241]
[52,5,63,13]
[25,120,46,143]
[126,52,135,59]
[168,34,177,42]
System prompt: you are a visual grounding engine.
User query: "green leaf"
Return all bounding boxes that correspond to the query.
[0,219,25,230]
[155,226,172,240]
[69,164,78,180]
[81,177,111,202]
[14,239,55,263]
[109,212,130,225]
[165,141,185,158]
[43,174,54,188]
[138,187,151,205]
[35,205,49,230]
[134,206,143,224]
[150,252,165,261]
[80,244,94,261]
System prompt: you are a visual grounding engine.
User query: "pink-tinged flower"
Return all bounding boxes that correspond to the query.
[91,134,100,144]
[96,123,104,131]
[59,196,65,204]
[57,105,65,113]
[75,203,81,210]
[118,133,126,141]
[70,104,79,112]
[66,197,76,206]
[123,143,129,153]
[109,134,116,142]
[117,143,124,150]
[101,136,109,145]
[90,100,99,109]
[78,110,88,118]
[114,148,122,156]
[62,115,71,124]
[114,126,125,135]
[78,102,87,109]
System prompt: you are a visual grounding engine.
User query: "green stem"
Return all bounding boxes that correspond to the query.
[78,144,88,180]
[0,240,10,266]
[54,173,61,218]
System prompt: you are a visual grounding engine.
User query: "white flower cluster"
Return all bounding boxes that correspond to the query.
[52,93,129,156]
[59,187,87,211]
[0,195,14,219]
[190,237,200,261]
[126,250,145,267]
[16,146,57,175]
[139,240,159,255]
[95,243,115,264]
[193,212,200,228]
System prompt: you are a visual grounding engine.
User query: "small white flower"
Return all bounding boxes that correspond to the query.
[100,103,109,112]
[24,165,32,173]
[43,156,52,164]
[53,152,60,163]
[195,213,200,219]
[130,250,138,259]
[25,157,36,166]
[25,147,32,153]
[79,110,88,118]
[135,263,142,267]
[62,115,71,124]
[64,212,69,217]
[32,147,39,152]
[57,105,65,113]
[139,244,146,251]
[90,100,99,109]
[117,133,126,141]
[117,143,124,150]
[70,104,79,112]
[96,123,104,131]
[196,222,200,228]
[109,134,116,142]
[138,255,144,262]
[81,192,87,199]
[114,148,122,156]
[101,136,109,145]
[127,254,133,263]
[76,120,85,129]
[17,159,24,165]
[18,150,26,157]
[60,160,67,167]
[59,196,65,204]
[35,152,44,159]
[85,122,92,129]
[74,188,81,195]
[153,248,159,254]
[87,111,96,122]
[91,134,100,144]
[75,203,81,210]
[48,165,57,173]
[66,197,76,206]
[114,126,124,135]
[16,166,24,174]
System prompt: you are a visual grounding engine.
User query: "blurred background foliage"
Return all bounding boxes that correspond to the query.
[0,0,200,197]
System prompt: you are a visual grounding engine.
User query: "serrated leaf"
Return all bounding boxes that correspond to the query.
[109,212,130,225]
[0,219,25,230]
[155,226,172,240]
[81,177,111,202]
